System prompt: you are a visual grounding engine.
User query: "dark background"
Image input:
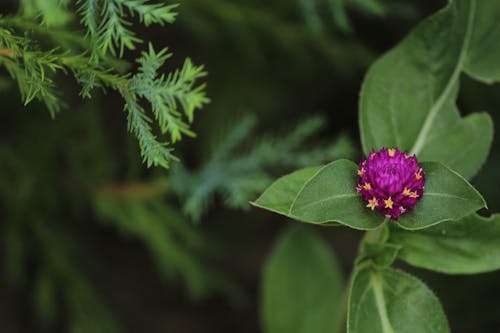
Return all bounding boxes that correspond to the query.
[1,0,499,332]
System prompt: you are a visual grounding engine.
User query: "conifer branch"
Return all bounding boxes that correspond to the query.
[0,1,208,169]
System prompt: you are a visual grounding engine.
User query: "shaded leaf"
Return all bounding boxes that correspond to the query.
[252,166,322,219]
[359,0,493,179]
[262,226,344,333]
[390,213,500,274]
[464,0,500,83]
[290,160,381,230]
[348,267,449,333]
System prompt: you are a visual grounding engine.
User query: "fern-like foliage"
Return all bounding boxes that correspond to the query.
[19,0,73,27]
[0,0,208,169]
[170,115,357,221]
[298,0,419,33]
[93,193,242,301]
[31,222,123,333]
[0,101,242,330]
[78,0,178,56]
[0,28,64,116]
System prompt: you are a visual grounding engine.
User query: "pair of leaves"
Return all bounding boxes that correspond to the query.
[359,0,496,180]
[262,227,452,333]
[252,159,485,230]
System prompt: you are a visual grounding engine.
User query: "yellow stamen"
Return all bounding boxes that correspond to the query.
[409,191,419,199]
[388,148,396,157]
[402,188,411,196]
[358,168,365,177]
[367,197,378,210]
[415,169,423,180]
[363,183,371,190]
[384,197,394,209]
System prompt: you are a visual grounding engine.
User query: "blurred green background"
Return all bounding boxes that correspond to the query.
[1,0,499,332]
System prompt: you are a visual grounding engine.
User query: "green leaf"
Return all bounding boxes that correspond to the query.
[289,160,381,229]
[262,226,344,333]
[348,267,449,333]
[464,1,500,83]
[252,166,322,219]
[359,0,493,179]
[397,162,486,230]
[253,160,485,231]
[416,109,493,180]
[390,213,500,274]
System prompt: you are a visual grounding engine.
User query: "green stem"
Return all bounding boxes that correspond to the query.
[340,218,389,331]
[365,217,389,241]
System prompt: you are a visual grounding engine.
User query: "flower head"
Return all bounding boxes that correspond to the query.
[357,148,425,220]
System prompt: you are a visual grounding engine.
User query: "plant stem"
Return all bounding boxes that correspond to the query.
[362,217,389,244]
[339,218,389,331]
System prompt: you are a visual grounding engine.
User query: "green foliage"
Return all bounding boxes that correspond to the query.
[0,105,119,331]
[0,0,208,169]
[390,213,500,274]
[254,161,485,230]
[262,226,344,333]
[396,162,486,229]
[359,0,496,180]
[19,0,73,26]
[124,45,208,167]
[348,267,449,333]
[299,0,419,34]
[463,1,500,83]
[77,0,178,56]
[178,0,375,74]
[31,222,123,333]
[255,0,500,331]
[173,115,357,221]
[0,102,240,330]
[252,166,322,219]
[255,160,380,229]
[93,193,241,301]
[130,45,208,143]
[0,28,64,116]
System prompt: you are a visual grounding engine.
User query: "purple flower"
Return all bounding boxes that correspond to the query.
[356,148,425,220]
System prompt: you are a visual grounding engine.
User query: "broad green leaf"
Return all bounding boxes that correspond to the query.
[464,0,500,83]
[390,213,500,274]
[290,160,381,230]
[359,0,493,179]
[252,166,321,219]
[348,267,449,333]
[416,104,493,180]
[397,162,486,230]
[262,226,344,333]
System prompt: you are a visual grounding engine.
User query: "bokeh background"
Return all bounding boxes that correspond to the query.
[1,0,499,332]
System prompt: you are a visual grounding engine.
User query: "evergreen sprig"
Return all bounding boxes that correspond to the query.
[77,0,178,56]
[0,28,64,116]
[19,0,73,27]
[130,45,208,143]
[0,0,208,169]
[171,115,357,221]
